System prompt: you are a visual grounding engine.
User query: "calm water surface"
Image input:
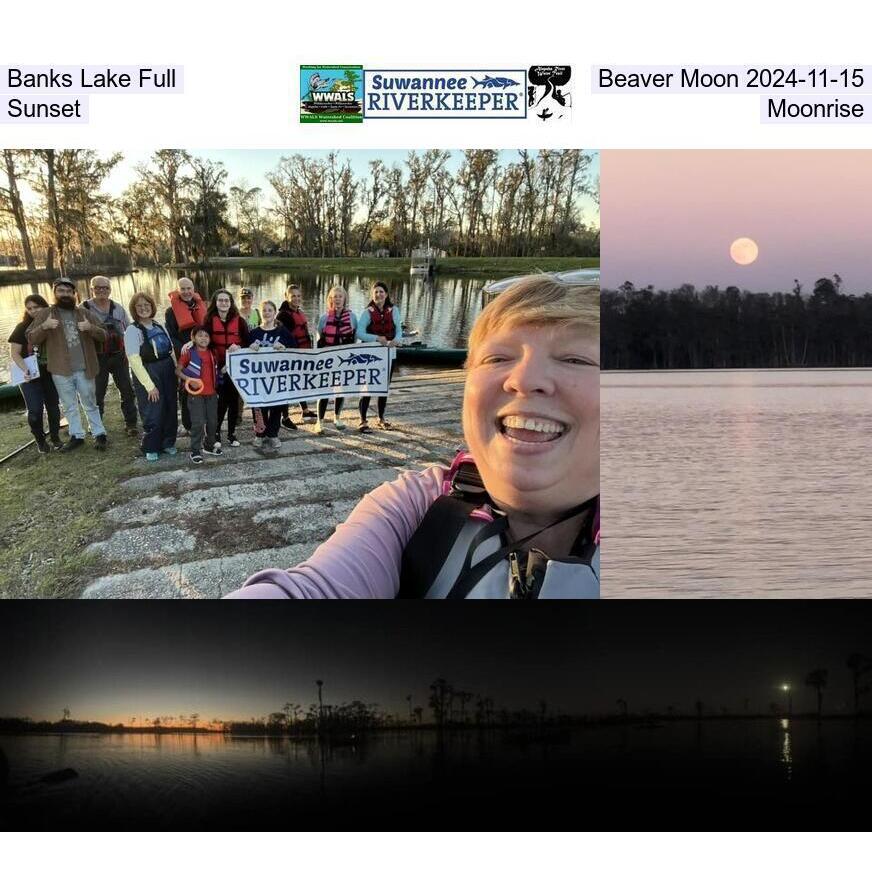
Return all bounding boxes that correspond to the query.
[602,369,872,597]
[0,267,489,380]
[2,721,869,828]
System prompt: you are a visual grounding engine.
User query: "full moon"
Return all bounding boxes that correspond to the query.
[730,237,759,266]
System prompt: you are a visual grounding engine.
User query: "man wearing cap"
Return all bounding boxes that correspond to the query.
[26,277,109,452]
[82,276,139,437]
[165,277,207,433]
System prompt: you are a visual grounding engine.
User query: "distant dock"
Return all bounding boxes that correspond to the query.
[81,369,466,598]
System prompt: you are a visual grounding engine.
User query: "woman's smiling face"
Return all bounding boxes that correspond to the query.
[462,322,599,515]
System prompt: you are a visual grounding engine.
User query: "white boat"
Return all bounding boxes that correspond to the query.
[410,242,435,275]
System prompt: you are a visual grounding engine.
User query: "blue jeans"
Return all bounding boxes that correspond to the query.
[52,370,106,439]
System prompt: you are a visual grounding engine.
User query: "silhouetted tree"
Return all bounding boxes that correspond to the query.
[805,670,828,720]
[846,653,872,716]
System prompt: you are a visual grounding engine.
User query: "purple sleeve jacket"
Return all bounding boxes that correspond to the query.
[226,466,447,599]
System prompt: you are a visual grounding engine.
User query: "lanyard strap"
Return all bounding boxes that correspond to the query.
[445,495,598,600]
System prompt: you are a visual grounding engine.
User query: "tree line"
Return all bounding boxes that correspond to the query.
[0,148,598,273]
[6,654,868,737]
[602,276,872,369]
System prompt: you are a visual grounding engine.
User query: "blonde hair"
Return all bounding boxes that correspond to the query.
[260,300,277,315]
[467,276,599,363]
[326,285,347,312]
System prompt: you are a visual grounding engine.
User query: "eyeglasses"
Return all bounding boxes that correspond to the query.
[93,285,110,290]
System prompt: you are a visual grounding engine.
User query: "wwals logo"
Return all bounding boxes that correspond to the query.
[299,66,363,123]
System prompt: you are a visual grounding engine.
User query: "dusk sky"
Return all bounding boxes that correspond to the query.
[1,603,868,724]
[602,150,872,293]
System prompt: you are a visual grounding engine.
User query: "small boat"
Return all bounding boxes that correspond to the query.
[410,242,436,276]
[0,382,20,403]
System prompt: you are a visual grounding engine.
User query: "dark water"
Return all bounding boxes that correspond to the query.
[0,267,490,380]
[3,720,870,828]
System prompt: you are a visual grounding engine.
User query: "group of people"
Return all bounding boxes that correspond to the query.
[9,271,601,597]
[7,276,403,463]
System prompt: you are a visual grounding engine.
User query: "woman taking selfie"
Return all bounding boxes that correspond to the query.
[228,275,599,599]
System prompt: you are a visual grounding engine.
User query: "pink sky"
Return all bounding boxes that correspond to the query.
[602,150,872,293]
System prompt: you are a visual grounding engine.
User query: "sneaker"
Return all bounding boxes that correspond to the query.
[357,420,371,433]
[125,425,139,437]
[376,419,393,430]
[253,436,263,449]
[334,419,346,431]
[50,435,64,450]
[213,441,222,451]
[190,452,204,464]
[62,436,85,453]
[94,434,108,450]
[301,409,318,421]
[145,452,160,462]
[202,445,223,457]
[163,446,178,456]
[314,420,325,435]
[281,418,298,431]
[36,438,51,454]
[269,436,282,449]
[263,437,279,453]
[227,435,241,447]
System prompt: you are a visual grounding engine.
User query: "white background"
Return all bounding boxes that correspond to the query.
[4,0,869,855]
[5,0,872,147]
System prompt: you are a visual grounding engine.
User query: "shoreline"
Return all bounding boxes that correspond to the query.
[0,256,598,287]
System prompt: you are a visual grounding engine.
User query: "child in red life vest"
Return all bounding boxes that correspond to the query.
[176,325,222,464]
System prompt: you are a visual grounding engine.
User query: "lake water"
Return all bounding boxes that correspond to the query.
[602,369,872,597]
[0,267,490,380]
[2,721,869,828]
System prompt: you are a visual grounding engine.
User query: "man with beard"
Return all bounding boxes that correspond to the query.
[165,277,207,434]
[27,277,109,452]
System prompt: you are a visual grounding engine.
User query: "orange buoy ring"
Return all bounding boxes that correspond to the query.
[185,377,204,396]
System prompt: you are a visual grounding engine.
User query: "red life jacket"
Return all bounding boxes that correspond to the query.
[367,303,396,340]
[180,346,219,395]
[168,290,207,332]
[210,313,244,367]
[288,307,312,348]
[320,308,355,346]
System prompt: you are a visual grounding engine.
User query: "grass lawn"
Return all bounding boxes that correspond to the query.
[0,397,144,599]
[205,256,599,275]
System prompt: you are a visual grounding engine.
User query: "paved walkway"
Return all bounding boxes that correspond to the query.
[81,370,466,598]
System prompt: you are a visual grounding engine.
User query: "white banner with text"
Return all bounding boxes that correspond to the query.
[226,344,393,408]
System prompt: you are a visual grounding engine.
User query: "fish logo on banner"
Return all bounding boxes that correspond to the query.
[227,344,393,408]
[363,69,527,119]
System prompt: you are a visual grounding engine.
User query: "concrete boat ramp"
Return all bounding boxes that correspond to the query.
[81,369,465,599]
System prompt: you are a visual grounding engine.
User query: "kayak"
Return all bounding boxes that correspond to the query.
[0,382,20,403]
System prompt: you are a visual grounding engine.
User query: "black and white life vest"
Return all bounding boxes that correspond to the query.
[399,451,600,599]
